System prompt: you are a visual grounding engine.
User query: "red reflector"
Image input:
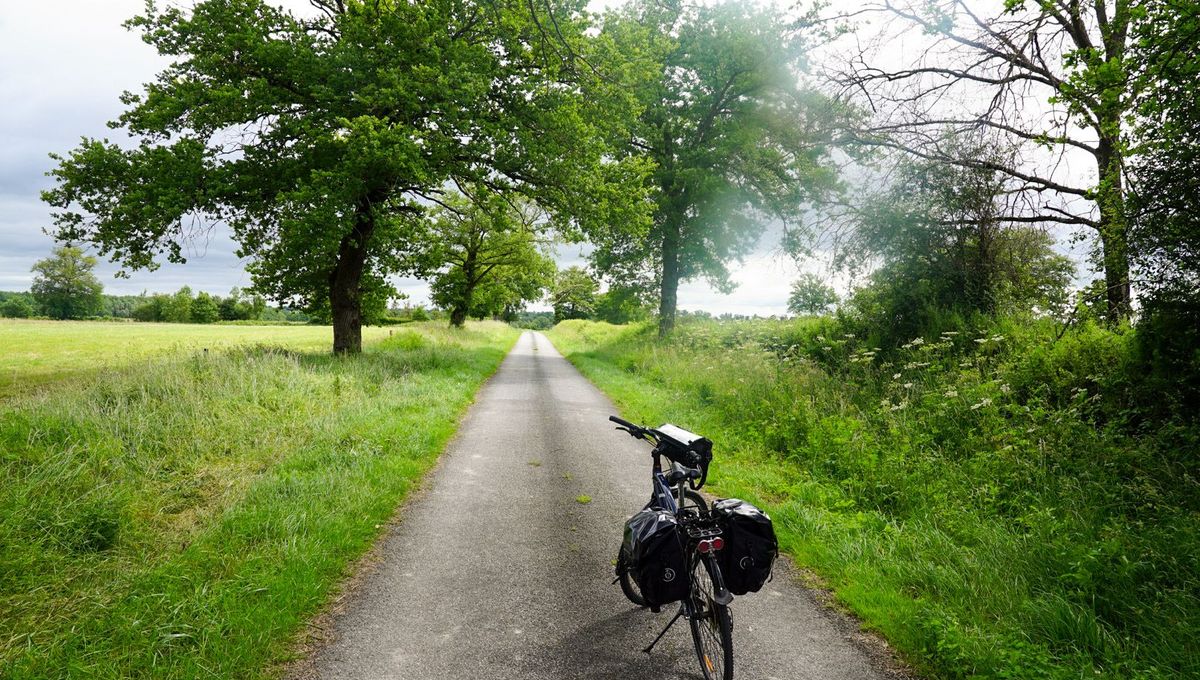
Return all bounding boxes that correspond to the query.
[698,538,724,554]
[712,537,724,551]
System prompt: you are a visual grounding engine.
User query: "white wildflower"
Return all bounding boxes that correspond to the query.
[892,373,902,380]
[902,382,914,389]
[945,389,958,398]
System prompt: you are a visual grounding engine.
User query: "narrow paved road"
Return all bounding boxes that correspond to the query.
[300,332,904,680]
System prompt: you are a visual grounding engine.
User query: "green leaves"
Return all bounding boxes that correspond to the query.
[44,0,647,351]
[591,1,839,332]
[420,192,555,326]
[29,246,105,320]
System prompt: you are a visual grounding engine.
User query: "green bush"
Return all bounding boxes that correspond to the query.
[0,297,34,318]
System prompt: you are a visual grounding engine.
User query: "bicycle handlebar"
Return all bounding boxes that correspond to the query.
[608,415,639,431]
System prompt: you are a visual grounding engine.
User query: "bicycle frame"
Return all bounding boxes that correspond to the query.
[650,468,684,514]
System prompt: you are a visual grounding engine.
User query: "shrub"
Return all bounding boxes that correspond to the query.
[0,297,34,318]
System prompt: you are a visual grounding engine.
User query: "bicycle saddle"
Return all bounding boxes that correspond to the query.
[664,466,703,486]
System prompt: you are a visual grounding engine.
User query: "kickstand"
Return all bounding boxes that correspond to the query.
[643,604,686,654]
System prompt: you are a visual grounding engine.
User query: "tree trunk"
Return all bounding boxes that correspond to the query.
[1096,138,1132,324]
[449,253,477,329]
[329,199,376,354]
[657,217,681,338]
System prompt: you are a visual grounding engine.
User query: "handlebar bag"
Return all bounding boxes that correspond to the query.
[623,509,689,607]
[656,423,714,482]
[712,499,778,595]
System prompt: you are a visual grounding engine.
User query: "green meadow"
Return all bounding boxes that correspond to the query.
[0,320,399,398]
[0,321,518,678]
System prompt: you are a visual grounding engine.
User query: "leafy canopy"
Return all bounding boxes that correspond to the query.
[551,266,598,322]
[42,0,649,350]
[787,273,838,316]
[591,0,840,332]
[30,246,104,320]
[419,192,555,326]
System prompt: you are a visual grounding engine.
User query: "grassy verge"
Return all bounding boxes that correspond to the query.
[0,321,519,678]
[547,319,1197,680]
[0,319,407,399]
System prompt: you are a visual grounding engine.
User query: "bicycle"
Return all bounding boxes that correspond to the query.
[609,415,735,680]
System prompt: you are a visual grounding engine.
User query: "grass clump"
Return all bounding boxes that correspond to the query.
[548,318,1198,680]
[0,321,518,678]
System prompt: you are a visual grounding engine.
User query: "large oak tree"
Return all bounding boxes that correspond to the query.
[43,0,643,352]
[592,0,839,336]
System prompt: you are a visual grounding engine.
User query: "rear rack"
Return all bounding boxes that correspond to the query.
[684,521,723,541]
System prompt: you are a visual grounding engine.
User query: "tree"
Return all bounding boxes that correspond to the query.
[841,147,1074,340]
[1,297,34,319]
[217,287,265,322]
[43,0,646,353]
[1128,0,1200,306]
[827,0,1147,323]
[192,291,220,323]
[593,1,839,336]
[551,266,598,322]
[787,273,839,315]
[593,284,653,325]
[161,286,194,323]
[420,193,555,328]
[29,246,104,320]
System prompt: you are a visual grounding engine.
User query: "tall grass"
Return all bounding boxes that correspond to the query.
[548,318,1198,680]
[0,322,519,678]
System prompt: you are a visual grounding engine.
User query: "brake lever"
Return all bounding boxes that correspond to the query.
[614,425,642,439]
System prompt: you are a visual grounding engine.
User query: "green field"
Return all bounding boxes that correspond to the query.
[0,320,519,678]
[548,319,1198,680]
[0,319,400,398]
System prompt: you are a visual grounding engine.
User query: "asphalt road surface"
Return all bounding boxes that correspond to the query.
[299,332,905,680]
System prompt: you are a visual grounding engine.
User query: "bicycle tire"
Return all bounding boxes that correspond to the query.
[682,489,708,513]
[688,554,733,680]
[616,544,648,607]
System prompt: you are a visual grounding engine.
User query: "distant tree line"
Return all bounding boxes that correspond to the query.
[1,245,309,323]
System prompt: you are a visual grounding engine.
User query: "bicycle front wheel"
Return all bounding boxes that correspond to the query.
[616,544,648,607]
[688,554,733,680]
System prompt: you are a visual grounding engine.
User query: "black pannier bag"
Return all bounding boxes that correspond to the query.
[712,499,778,595]
[623,509,689,608]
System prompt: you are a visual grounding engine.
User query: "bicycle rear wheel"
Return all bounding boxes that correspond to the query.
[688,555,733,680]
